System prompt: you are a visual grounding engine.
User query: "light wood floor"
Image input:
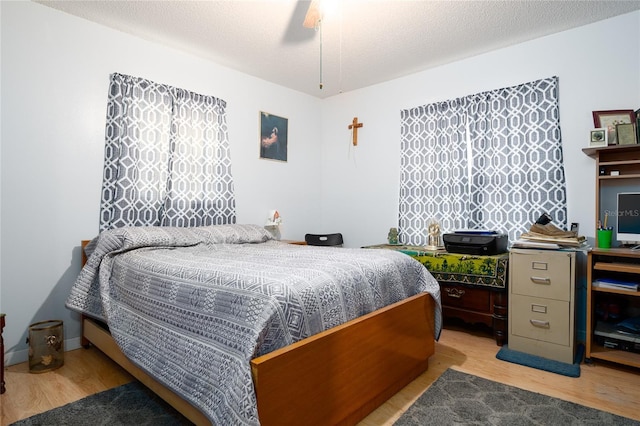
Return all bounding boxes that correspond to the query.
[2,325,639,425]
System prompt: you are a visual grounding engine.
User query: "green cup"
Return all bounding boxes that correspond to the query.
[597,229,613,248]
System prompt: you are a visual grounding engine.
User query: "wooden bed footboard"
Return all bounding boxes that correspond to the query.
[252,292,435,426]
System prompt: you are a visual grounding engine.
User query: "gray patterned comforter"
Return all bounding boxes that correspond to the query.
[66,224,442,425]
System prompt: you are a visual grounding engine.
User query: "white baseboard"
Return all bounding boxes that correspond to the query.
[4,336,83,367]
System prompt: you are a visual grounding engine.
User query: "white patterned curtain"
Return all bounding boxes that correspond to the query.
[99,73,235,231]
[399,100,470,245]
[399,76,566,244]
[467,77,565,240]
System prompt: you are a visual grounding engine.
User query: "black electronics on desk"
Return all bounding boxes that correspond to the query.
[443,231,508,255]
[595,322,640,354]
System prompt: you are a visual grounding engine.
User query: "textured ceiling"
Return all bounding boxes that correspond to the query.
[36,0,640,98]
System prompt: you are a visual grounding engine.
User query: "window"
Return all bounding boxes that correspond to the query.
[100,73,235,231]
[399,77,566,245]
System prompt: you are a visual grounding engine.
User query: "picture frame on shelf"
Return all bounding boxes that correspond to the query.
[259,111,288,162]
[589,128,608,148]
[592,109,635,145]
[616,123,637,145]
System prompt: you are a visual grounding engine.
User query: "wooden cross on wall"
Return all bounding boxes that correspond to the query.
[348,117,363,146]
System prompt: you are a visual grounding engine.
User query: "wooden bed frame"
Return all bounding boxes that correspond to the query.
[80,241,436,426]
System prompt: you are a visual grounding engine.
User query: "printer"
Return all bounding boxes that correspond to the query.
[443,231,508,255]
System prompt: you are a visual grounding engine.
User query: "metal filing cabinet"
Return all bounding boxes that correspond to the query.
[509,249,576,363]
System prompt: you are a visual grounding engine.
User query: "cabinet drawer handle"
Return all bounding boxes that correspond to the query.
[530,319,550,328]
[530,276,551,285]
[445,288,465,299]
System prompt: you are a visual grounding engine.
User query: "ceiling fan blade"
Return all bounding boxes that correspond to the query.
[303,0,321,28]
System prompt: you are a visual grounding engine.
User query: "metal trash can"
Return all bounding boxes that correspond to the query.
[28,320,64,373]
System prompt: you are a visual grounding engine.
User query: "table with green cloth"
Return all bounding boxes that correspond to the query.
[364,245,509,345]
[364,245,508,290]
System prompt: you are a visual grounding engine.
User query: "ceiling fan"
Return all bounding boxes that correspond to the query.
[303,0,340,90]
[303,0,323,29]
[303,0,324,89]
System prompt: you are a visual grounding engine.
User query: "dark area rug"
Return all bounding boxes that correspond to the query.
[394,369,640,426]
[10,381,193,425]
[496,344,583,377]
[13,370,639,425]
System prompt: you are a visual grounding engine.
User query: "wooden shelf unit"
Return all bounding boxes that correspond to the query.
[594,261,640,274]
[582,143,640,161]
[583,144,640,247]
[583,144,640,369]
[586,249,640,368]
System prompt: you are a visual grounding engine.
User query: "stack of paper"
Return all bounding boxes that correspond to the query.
[515,222,587,248]
[592,279,639,291]
[518,231,587,248]
[511,239,561,249]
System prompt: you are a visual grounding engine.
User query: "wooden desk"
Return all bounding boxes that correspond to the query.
[1,313,5,394]
[364,245,509,346]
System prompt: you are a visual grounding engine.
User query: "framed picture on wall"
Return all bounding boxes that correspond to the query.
[589,128,608,148]
[259,111,288,162]
[592,110,635,145]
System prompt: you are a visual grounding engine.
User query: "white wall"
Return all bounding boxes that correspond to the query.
[0,1,322,364]
[320,11,640,248]
[317,13,638,343]
[2,2,639,365]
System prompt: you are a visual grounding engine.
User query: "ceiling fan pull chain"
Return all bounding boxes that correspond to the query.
[319,19,323,90]
[338,5,343,94]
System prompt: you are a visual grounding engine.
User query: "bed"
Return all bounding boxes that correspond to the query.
[67,224,442,425]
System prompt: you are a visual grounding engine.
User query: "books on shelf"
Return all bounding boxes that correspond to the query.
[592,278,639,291]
